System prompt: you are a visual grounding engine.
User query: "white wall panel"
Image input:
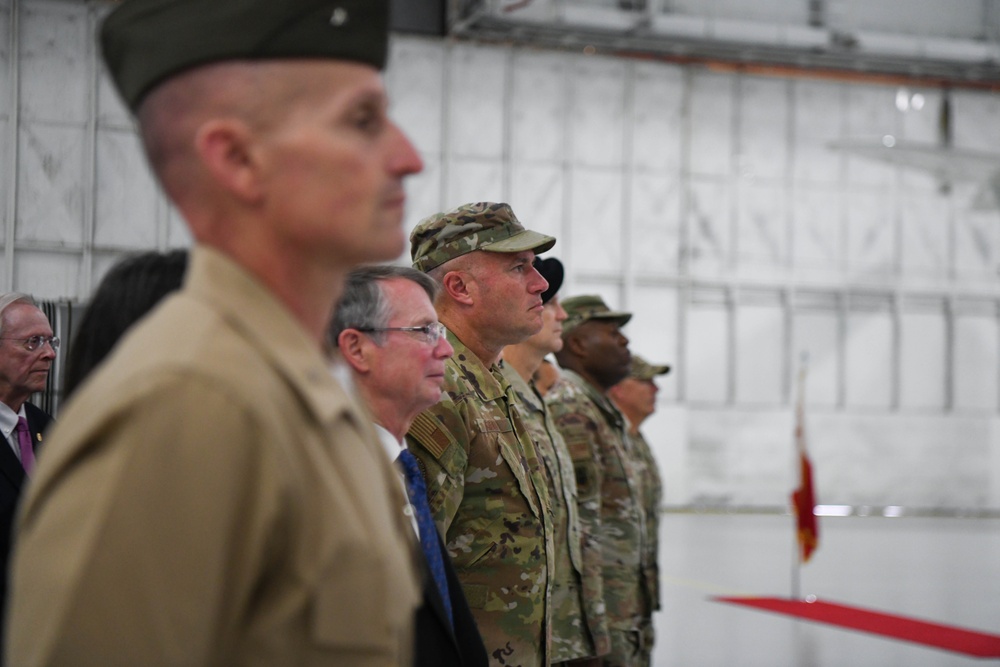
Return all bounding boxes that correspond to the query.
[568,166,622,273]
[843,85,897,188]
[402,156,443,235]
[94,129,158,249]
[15,250,79,298]
[569,56,626,168]
[688,72,733,177]
[631,62,683,173]
[446,44,505,159]
[735,180,786,273]
[443,158,504,211]
[510,51,567,164]
[386,39,445,158]
[629,172,681,275]
[845,189,894,275]
[844,307,893,409]
[791,80,842,184]
[792,186,842,275]
[953,311,999,412]
[899,308,946,410]
[685,177,731,275]
[628,285,679,401]
[0,3,10,114]
[738,76,788,181]
[952,88,1000,152]
[734,300,784,405]
[900,193,949,278]
[508,163,563,241]
[791,309,839,407]
[685,295,728,403]
[164,203,190,250]
[561,280,620,314]
[16,122,84,244]
[954,200,1000,280]
[20,1,89,125]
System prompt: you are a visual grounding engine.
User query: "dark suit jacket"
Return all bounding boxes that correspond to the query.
[414,531,488,667]
[0,402,51,660]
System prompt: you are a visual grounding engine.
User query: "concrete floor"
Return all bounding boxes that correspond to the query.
[651,513,1000,666]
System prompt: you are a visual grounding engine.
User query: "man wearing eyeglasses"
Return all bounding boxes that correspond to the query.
[331,265,487,667]
[406,202,557,667]
[0,293,56,658]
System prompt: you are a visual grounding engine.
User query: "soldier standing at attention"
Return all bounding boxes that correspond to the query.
[501,258,609,667]
[608,355,671,667]
[5,0,424,665]
[407,202,556,667]
[548,296,652,667]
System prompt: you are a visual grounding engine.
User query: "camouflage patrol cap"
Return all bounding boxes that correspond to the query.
[561,294,632,334]
[629,354,671,380]
[410,202,556,273]
[101,0,390,112]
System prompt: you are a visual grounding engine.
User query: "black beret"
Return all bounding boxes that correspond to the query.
[101,0,389,112]
[534,256,564,305]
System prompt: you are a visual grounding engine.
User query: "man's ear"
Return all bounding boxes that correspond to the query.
[564,329,589,358]
[337,330,371,374]
[441,270,475,306]
[194,118,265,204]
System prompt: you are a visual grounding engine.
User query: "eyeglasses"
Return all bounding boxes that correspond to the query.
[357,322,447,345]
[1,335,60,351]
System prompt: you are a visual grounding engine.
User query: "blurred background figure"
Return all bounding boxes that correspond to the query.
[608,354,671,663]
[0,293,55,663]
[533,358,561,397]
[62,250,187,401]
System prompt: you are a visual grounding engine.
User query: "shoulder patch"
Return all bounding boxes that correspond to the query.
[408,412,453,460]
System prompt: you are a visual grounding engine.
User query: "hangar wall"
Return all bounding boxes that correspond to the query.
[3,0,1000,510]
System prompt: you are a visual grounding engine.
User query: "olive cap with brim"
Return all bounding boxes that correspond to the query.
[101,0,389,112]
[561,294,632,334]
[629,354,671,380]
[410,202,556,273]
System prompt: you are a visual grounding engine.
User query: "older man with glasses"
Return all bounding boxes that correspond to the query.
[0,292,56,657]
[331,265,487,667]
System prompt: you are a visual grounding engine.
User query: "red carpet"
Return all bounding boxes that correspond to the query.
[714,596,1000,658]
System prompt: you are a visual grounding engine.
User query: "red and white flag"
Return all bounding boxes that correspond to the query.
[791,368,818,563]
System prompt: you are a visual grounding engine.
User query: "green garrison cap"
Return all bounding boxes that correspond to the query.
[410,202,556,273]
[561,294,632,334]
[101,0,390,112]
[629,354,671,380]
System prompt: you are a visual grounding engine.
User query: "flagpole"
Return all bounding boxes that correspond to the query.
[791,353,808,601]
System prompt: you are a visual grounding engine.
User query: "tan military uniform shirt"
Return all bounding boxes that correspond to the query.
[7,246,420,667]
[502,364,610,661]
[631,430,662,612]
[407,332,552,667]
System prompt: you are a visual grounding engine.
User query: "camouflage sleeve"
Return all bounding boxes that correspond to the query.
[406,395,471,537]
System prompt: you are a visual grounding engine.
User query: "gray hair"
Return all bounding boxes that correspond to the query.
[330,265,439,347]
[0,292,37,338]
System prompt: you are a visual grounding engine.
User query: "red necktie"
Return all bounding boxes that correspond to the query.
[16,417,34,476]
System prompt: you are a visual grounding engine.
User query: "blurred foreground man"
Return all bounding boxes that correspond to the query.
[608,355,671,663]
[331,265,488,667]
[501,259,610,667]
[407,202,555,667]
[548,296,653,667]
[7,1,424,665]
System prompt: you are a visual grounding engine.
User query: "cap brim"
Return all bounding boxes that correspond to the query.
[482,229,556,256]
[590,312,632,327]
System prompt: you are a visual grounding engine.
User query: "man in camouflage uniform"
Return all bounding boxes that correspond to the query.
[547,296,652,667]
[406,202,555,667]
[501,258,609,667]
[608,355,671,665]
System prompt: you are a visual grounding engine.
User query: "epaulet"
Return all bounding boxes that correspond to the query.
[408,412,453,460]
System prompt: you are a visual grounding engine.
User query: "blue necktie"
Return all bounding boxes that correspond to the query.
[398,449,453,628]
